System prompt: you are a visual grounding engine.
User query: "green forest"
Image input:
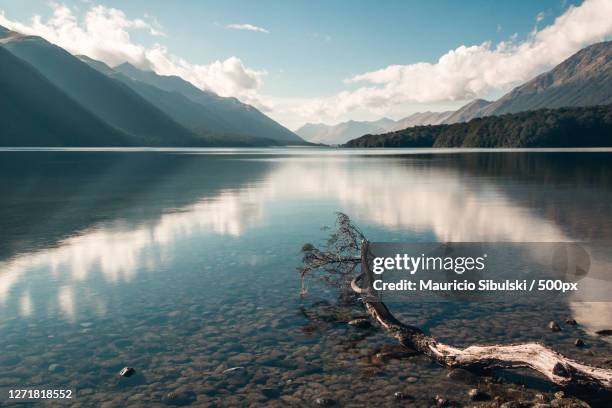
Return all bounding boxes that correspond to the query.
[344,105,612,148]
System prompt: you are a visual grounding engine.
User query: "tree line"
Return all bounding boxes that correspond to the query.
[344,105,612,148]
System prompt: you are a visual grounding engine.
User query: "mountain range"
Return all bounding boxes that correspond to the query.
[1,22,610,148]
[295,112,456,145]
[295,118,395,145]
[0,25,304,147]
[299,40,612,145]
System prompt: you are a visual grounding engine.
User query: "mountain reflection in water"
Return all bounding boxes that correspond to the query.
[0,149,611,333]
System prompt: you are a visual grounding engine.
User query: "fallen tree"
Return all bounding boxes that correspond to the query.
[299,213,612,391]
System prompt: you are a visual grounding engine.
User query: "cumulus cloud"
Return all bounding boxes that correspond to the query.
[295,0,612,121]
[1,0,611,128]
[226,23,269,34]
[0,4,156,68]
[0,3,267,104]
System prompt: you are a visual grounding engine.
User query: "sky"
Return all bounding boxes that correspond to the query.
[0,0,611,130]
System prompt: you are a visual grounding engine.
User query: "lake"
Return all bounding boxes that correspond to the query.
[0,148,611,407]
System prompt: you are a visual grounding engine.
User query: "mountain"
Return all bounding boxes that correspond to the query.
[79,57,293,146]
[479,40,612,116]
[113,62,303,143]
[0,46,130,146]
[390,111,454,131]
[295,119,395,145]
[443,99,491,124]
[295,111,458,145]
[371,117,396,129]
[1,31,201,146]
[294,123,331,142]
[294,113,456,145]
[345,105,612,148]
[78,57,234,136]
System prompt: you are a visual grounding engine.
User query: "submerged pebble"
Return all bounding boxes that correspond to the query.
[162,390,196,406]
[119,367,135,377]
[468,388,489,401]
[565,318,577,325]
[347,318,371,328]
[446,368,477,383]
[393,391,411,400]
[433,394,450,407]
[314,397,335,406]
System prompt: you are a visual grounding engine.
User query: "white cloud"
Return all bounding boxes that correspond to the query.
[226,23,269,34]
[1,0,611,129]
[145,45,268,107]
[292,0,612,123]
[0,3,267,105]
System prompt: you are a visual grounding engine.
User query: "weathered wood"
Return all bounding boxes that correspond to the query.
[351,240,612,390]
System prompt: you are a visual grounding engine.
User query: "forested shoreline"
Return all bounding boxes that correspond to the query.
[344,105,612,148]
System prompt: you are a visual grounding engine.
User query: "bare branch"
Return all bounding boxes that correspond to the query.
[299,214,612,391]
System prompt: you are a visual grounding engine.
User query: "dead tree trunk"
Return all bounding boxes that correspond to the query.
[351,240,612,391]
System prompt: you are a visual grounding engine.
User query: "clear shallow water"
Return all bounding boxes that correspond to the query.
[0,148,611,407]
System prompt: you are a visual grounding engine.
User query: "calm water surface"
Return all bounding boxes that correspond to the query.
[0,148,611,407]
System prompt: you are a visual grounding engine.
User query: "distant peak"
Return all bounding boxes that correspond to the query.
[297,122,328,129]
[114,61,155,74]
[115,61,138,70]
[466,98,491,107]
[577,39,611,53]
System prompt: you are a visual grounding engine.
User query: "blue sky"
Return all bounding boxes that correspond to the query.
[0,0,609,129]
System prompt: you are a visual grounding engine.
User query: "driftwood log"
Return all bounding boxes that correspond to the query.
[349,240,612,391]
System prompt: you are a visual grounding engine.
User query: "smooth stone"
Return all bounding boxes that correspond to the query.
[565,318,577,325]
[374,345,416,360]
[433,395,449,407]
[535,393,547,402]
[574,338,585,347]
[595,329,612,336]
[119,367,135,377]
[548,321,561,332]
[446,368,477,383]
[314,397,335,406]
[222,366,245,374]
[393,391,411,400]
[347,318,371,328]
[468,388,489,401]
[162,390,196,406]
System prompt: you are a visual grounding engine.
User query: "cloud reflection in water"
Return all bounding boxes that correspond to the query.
[0,153,609,334]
